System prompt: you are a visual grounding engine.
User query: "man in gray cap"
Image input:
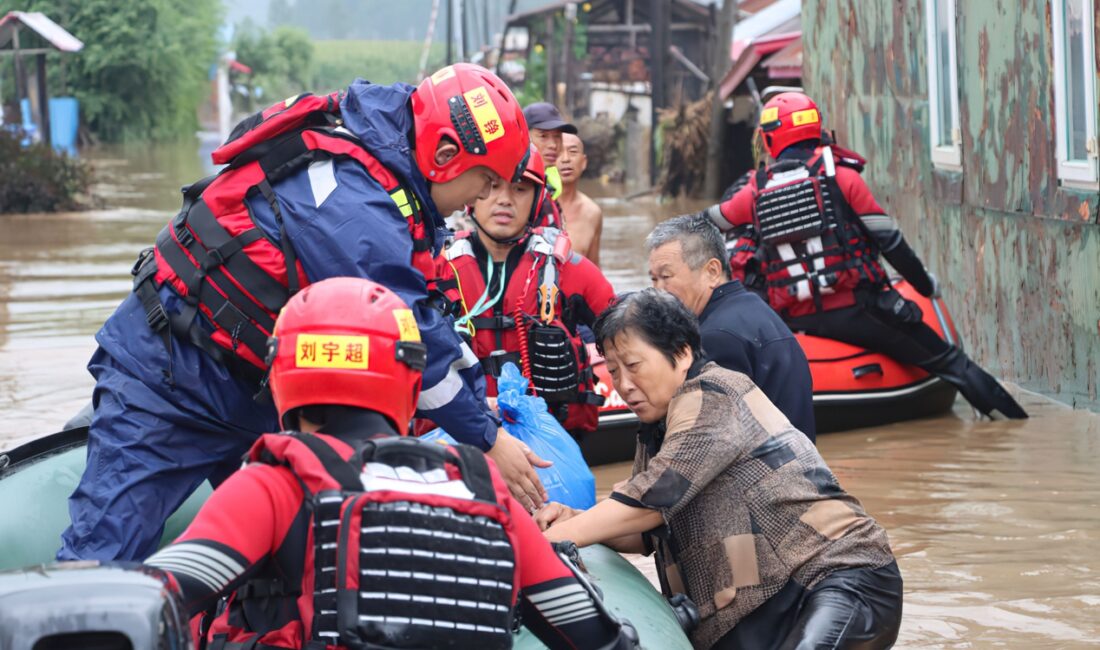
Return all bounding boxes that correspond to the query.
[523,102,603,264]
[523,102,577,171]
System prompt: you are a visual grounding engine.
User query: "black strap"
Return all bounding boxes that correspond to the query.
[131,247,169,337]
[434,277,459,292]
[257,179,302,298]
[184,200,287,313]
[754,162,768,190]
[470,315,515,330]
[236,578,300,601]
[156,217,279,335]
[451,444,499,504]
[480,352,521,377]
[577,391,606,406]
[293,432,363,492]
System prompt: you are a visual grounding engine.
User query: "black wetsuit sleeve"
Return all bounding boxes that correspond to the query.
[520,577,637,650]
[857,213,934,297]
[509,496,635,649]
[880,236,935,297]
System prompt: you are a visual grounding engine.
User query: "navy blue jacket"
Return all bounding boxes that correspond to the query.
[97,80,498,449]
[698,281,816,441]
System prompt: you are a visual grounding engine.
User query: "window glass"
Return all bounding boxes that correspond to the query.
[934,0,955,147]
[1065,0,1088,161]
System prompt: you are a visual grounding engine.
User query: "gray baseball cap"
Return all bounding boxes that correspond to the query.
[522,102,578,134]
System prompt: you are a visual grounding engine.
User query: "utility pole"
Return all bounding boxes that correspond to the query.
[417,0,443,81]
[648,0,669,186]
[703,0,739,199]
[445,0,454,64]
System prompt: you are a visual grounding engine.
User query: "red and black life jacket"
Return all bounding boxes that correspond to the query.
[750,146,887,316]
[206,433,519,650]
[435,229,603,433]
[132,93,436,383]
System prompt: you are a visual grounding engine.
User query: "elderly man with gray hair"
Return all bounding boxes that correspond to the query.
[646,213,816,440]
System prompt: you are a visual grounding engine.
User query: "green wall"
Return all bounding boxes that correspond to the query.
[802,1,1100,409]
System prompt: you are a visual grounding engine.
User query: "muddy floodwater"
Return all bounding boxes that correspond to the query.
[1,141,1097,646]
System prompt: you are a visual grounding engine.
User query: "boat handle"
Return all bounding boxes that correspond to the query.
[852,363,884,379]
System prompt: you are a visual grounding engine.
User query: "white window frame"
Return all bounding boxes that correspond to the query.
[925,0,962,170]
[1052,0,1099,188]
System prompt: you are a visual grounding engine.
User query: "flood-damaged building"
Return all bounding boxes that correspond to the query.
[802,1,1099,409]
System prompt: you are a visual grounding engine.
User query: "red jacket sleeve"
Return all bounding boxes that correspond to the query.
[562,254,615,324]
[717,179,758,228]
[145,464,304,615]
[834,167,886,216]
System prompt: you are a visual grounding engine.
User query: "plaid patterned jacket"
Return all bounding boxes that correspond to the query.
[611,362,895,649]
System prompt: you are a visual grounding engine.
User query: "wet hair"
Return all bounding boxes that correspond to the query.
[594,288,701,366]
[645,213,732,277]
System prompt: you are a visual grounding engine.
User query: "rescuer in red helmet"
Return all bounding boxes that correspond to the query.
[145,277,640,650]
[703,92,1026,419]
[436,145,614,437]
[61,63,554,564]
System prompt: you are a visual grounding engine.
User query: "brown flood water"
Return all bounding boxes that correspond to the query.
[1,141,1098,646]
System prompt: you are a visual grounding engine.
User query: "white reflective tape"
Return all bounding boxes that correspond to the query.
[149,543,244,584]
[542,600,596,622]
[146,558,223,592]
[417,368,464,410]
[308,159,337,207]
[527,584,585,604]
[859,214,897,233]
[454,342,480,370]
[549,608,600,626]
[821,146,836,177]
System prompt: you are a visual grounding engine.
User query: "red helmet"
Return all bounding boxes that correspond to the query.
[523,145,562,229]
[758,92,822,158]
[267,278,428,432]
[412,63,531,185]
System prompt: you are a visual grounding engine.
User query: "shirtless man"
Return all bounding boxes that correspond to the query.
[557,132,603,265]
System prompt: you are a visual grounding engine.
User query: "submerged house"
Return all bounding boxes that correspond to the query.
[499,0,717,127]
[802,1,1099,409]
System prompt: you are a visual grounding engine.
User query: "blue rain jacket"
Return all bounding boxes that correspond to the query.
[62,81,498,561]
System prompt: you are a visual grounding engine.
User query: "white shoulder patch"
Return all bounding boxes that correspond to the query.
[307,158,338,207]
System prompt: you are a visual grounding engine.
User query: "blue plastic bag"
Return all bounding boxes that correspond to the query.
[496,363,596,509]
[421,363,596,510]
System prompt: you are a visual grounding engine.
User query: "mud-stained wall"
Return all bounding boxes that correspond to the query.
[802,1,1100,409]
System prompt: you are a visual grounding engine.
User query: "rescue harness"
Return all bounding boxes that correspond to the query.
[750,146,888,315]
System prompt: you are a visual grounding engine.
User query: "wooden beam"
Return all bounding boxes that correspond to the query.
[36,52,50,145]
[669,45,708,83]
[0,48,57,57]
[584,22,705,34]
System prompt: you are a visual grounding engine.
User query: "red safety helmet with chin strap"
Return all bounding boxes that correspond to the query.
[267,277,428,431]
[758,92,823,159]
[412,63,531,185]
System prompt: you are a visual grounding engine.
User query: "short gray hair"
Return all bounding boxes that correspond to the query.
[645,213,731,276]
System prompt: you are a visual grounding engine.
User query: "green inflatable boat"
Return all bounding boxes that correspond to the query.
[0,429,692,649]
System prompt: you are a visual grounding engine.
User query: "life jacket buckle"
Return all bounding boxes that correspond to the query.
[175,222,195,248]
[145,303,169,332]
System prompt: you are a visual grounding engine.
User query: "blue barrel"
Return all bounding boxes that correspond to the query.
[48,97,79,156]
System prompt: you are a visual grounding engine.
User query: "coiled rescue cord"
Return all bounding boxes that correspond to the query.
[513,304,536,397]
[513,255,546,396]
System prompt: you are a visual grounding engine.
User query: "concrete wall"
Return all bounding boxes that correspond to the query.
[802,1,1100,409]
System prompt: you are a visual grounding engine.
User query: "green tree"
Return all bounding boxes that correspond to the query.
[232,21,314,104]
[0,0,222,141]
